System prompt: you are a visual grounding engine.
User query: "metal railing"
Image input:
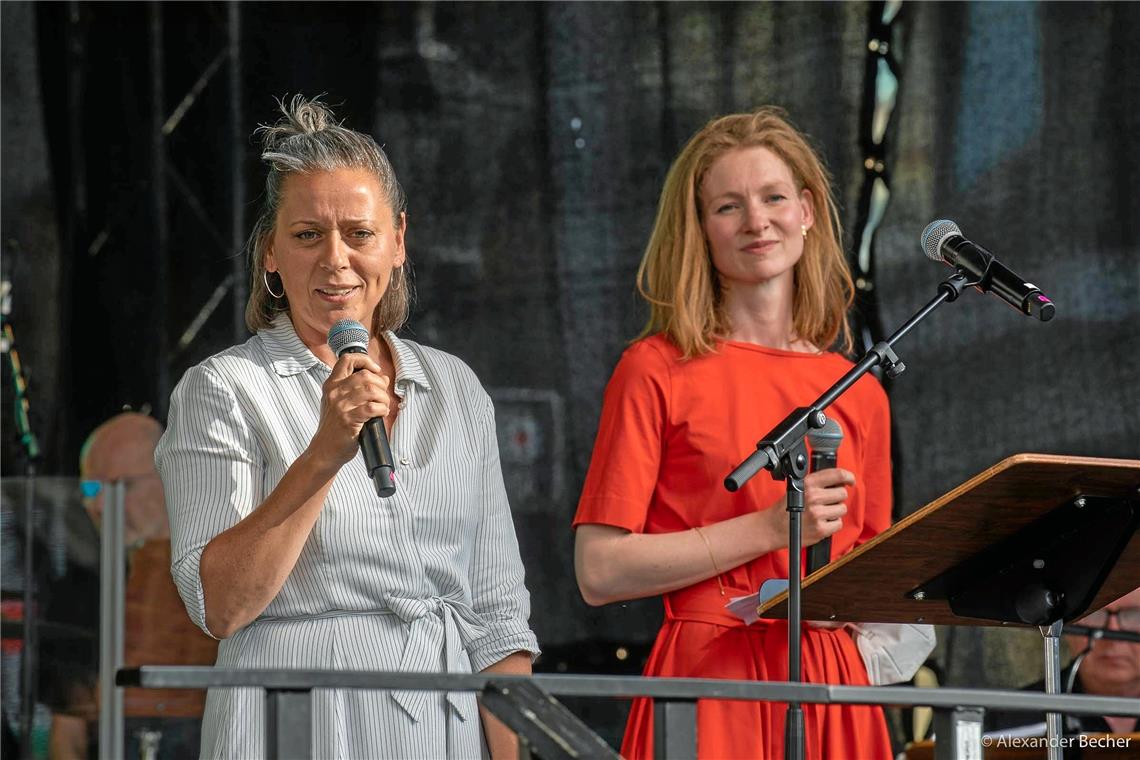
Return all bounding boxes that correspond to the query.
[117,666,1140,760]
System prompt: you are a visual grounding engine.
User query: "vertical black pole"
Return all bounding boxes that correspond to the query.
[784,473,805,760]
[228,3,246,341]
[149,2,169,419]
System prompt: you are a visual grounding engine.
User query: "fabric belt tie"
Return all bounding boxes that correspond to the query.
[385,595,489,722]
[664,584,778,628]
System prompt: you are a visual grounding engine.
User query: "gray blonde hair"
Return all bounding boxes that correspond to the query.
[245,95,411,334]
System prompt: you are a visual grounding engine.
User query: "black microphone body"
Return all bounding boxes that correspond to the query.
[921,220,1055,321]
[328,320,397,498]
[806,419,842,575]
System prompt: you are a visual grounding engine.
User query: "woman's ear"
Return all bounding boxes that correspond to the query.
[799,188,815,232]
[263,232,278,274]
[393,211,407,267]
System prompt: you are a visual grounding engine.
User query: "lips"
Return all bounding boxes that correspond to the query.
[315,286,360,302]
[742,240,778,252]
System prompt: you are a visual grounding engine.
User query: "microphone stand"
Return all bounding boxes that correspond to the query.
[725,271,976,760]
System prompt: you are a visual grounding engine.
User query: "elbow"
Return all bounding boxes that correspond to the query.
[577,581,613,608]
[574,547,621,607]
[199,545,246,640]
[203,609,238,640]
[202,600,243,640]
[575,571,603,607]
[575,525,639,607]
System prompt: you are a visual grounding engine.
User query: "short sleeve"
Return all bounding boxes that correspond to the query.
[572,340,671,534]
[857,378,893,544]
[155,363,262,638]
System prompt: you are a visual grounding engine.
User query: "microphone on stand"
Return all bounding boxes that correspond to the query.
[327,319,397,498]
[806,417,843,575]
[920,219,1056,321]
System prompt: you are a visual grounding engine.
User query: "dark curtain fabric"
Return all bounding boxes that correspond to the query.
[4,2,1137,719]
[1,1,63,470]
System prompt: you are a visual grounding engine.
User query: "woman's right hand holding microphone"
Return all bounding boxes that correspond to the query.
[761,468,855,548]
[308,352,393,473]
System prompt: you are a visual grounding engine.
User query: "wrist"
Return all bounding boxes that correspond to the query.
[756,505,788,554]
[298,444,342,483]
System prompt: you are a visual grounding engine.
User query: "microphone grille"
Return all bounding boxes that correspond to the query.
[920,219,961,262]
[327,319,369,356]
[806,417,843,454]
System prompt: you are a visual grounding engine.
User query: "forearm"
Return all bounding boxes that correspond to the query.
[575,510,784,605]
[478,651,532,760]
[199,448,337,637]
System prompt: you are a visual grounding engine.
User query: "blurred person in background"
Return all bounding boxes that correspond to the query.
[48,411,217,760]
[986,587,1140,737]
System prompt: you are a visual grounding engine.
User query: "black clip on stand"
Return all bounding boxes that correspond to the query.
[724,271,976,760]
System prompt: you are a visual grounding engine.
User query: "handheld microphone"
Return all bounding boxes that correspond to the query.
[327,319,397,498]
[806,417,842,574]
[921,220,1055,322]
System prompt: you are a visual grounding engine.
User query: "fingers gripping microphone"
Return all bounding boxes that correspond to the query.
[806,417,843,574]
[328,319,397,498]
[921,220,1055,321]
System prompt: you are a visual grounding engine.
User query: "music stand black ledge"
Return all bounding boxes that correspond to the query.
[757,454,1140,760]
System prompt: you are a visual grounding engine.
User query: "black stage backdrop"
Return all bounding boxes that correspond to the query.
[3,0,1138,738]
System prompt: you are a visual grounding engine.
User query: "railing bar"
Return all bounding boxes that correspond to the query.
[119,667,1140,717]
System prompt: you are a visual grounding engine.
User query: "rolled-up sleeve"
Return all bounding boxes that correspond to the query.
[466,395,540,672]
[155,363,261,638]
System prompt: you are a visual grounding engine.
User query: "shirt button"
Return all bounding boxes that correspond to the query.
[400,457,411,466]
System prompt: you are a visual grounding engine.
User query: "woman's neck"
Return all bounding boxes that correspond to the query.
[720,277,812,352]
[296,319,393,373]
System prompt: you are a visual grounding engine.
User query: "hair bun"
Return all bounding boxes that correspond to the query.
[257,94,338,151]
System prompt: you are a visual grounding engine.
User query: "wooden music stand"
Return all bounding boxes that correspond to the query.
[758,454,1139,626]
[757,454,1140,760]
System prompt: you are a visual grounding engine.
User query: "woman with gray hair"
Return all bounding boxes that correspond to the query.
[156,96,539,759]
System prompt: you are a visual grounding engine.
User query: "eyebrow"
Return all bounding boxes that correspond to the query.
[287,218,376,226]
[707,185,794,204]
[707,180,796,197]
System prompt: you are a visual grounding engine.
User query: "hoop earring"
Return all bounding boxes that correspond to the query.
[390,269,403,292]
[263,270,285,299]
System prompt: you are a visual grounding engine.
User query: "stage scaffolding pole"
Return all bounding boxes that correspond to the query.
[150,2,170,420]
[229,3,247,341]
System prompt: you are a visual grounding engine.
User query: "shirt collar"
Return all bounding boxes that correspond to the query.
[260,315,431,391]
[261,315,320,376]
[384,331,432,391]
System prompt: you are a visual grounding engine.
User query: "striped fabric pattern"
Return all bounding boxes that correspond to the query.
[155,316,539,759]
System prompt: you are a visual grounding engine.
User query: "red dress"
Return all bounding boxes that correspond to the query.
[573,335,894,760]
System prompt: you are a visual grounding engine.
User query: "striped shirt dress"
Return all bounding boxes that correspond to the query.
[155,316,540,759]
